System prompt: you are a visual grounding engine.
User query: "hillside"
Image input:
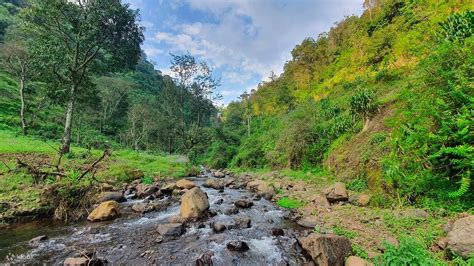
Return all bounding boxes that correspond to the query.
[0,0,473,265]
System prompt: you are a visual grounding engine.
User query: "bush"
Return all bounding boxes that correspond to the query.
[378,237,437,265]
[276,197,304,209]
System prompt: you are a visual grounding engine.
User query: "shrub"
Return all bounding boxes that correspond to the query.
[350,90,378,132]
[378,237,437,265]
[276,197,304,209]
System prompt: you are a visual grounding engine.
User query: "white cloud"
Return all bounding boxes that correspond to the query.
[143,46,163,57]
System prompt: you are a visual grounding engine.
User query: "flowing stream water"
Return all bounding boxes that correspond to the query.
[0,175,311,265]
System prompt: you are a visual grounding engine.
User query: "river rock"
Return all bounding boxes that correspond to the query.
[157,223,183,237]
[87,201,120,222]
[213,171,225,178]
[231,217,251,229]
[297,216,319,228]
[223,178,235,187]
[446,215,474,258]
[196,251,214,266]
[226,241,250,252]
[324,182,348,203]
[212,222,227,233]
[176,179,196,190]
[63,257,89,266]
[203,179,224,190]
[246,180,274,200]
[135,184,159,198]
[180,187,210,220]
[97,191,126,203]
[131,202,165,213]
[161,183,178,194]
[29,235,48,245]
[224,207,239,215]
[345,256,373,266]
[234,199,254,208]
[298,233,352,266]
[271,228,284,236]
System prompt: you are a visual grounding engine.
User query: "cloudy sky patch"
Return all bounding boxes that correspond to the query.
[125,0,364,104]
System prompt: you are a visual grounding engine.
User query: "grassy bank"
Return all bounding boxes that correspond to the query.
[0,130,191,223]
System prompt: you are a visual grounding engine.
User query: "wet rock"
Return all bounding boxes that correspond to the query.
[271,228,284,236]
[161,183,178,194]
[223,178,235,187]
[247,180,274,200]
[208,210,218,217]
[168,215,184,224]
[29,235,48,245]
[63,257,89,266]
[224,207,239,215]
[155,235,164,243]
[233,217,252,229]
[324,182,348,203]
[212,222,227,233]
[136,184,159,198]
[180,187,210,220]
[131,202,166,213]
[226,241,250,252]
[203,179,224,190]
[234,199,254,208]
[196,251,214,266]
[176,179,196,190]
[345,256,373,266]
[87,201,120,222]
[97,191,126,203]
[213,171,225,178]
[446,215,474,258]
[298,233,352,266]
[213,198,224,205]
[157,223,184,237]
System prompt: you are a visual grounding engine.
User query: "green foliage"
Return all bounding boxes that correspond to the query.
[276,197,304,209]
[350,89,378,121]
[378,237,437,265]
[440,11,474,42]
[141,176,153,185]
[352,243,369,260]
[347,176,368,192]
[333,226,358,239]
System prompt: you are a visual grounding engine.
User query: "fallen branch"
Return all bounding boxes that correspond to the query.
[77,149,111,181]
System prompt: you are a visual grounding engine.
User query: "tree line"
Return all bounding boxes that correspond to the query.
[0,0,220,155]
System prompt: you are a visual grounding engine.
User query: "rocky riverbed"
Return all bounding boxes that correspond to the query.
[0,171,314,265]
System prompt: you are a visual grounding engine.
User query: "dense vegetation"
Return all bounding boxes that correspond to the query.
[0,0,219,155]
[200,1,473,210]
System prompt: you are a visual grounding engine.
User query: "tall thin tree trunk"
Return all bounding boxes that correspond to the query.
[61,84,76,154]
[19,78,27,135]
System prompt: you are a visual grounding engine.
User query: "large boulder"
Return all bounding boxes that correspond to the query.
[87,201,120,222]
[180,187,210,220]
[203,179,224,190]
[176,179,196,190]
[157,223,183,237]
[298,233,352,266]
[446,215,474,258]
[324,182,348,203]
[97,191,126,203]
[246,180,274,200]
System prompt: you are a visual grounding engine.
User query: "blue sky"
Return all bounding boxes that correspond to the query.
[125,0,364,105]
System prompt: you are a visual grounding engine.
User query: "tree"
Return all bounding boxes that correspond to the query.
[350,90,378,132]
[20,0,143,153]
[0,39,32,134]
[169,53,219,151]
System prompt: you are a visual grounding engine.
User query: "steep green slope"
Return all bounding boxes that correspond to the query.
[203,1,473,210]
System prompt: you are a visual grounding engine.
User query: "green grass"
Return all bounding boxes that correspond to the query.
[276,196,304,209]
[0,129,191,222]
[333,226,359,239]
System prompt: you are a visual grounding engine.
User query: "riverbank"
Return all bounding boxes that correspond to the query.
[225,168,473,264]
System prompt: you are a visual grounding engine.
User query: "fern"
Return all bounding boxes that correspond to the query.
[449,172,471,198]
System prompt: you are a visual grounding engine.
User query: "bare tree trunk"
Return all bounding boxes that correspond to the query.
[19,78,27,135]
[61,84,76,154]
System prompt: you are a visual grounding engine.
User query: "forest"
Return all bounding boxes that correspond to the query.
[0,0,473,265]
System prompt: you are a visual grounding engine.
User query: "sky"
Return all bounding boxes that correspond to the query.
[125,0,364,105]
